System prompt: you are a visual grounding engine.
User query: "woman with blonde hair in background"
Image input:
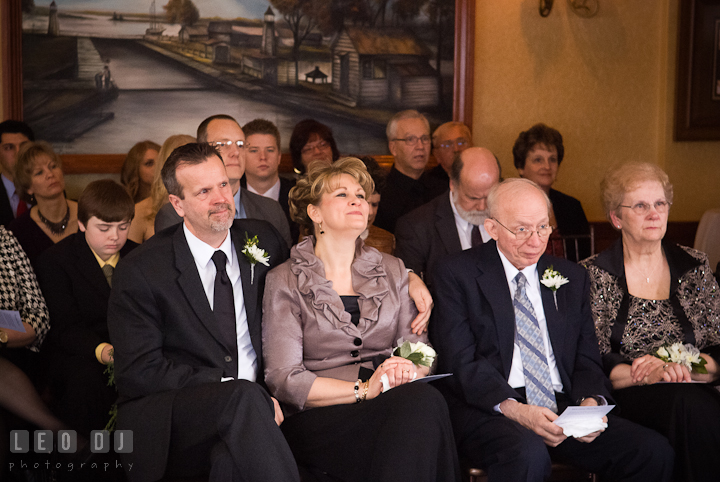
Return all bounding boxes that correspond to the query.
[128,135,195,243]
[121,140,160,203]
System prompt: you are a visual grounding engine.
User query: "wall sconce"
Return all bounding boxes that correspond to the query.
[539,0,599,18]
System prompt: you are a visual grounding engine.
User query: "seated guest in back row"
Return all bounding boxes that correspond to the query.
[289,118,340,175]
[427,121,472,191]
[395,147,500,288]
[357,156,395,254]
[0,120,33,227]
[121,140,160,203]
[513,124,591,261]
[374,110,446,234]
[241,119,299,241]
[431,178,673,482]
[9,141,79,267]
[263,158,460,482]
[154,114,292,247]
[580,163,720,482]
[36,180,137,436]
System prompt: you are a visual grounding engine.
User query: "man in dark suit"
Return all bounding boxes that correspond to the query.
[395,147,500,288]
[374,110,446,234]
[108,143,298,482]
[0,120,33,227]
[240,118,299,242]
[154,114,292,246]
[430,178,673,482]
[36,180,138,436]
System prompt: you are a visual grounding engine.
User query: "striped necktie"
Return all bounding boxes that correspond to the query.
[101,264,114,288]
[513,272,557,412]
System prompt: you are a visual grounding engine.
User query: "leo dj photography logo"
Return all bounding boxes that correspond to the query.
[8,430,134,473]
[11,430,132,454]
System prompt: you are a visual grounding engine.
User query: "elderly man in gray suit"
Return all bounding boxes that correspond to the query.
[155,114,292,247]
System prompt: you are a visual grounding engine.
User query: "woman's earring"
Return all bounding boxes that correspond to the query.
[319,222,324,235]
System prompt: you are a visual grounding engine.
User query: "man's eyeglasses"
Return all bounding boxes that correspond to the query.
[209,140,244,149]
[437,138,469,150]
[492,218,553,241]
[392,135,431,147]
[618,200,671,215]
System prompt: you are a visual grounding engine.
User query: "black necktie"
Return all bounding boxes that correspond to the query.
[211,251,238,352]
[471,225,483,247]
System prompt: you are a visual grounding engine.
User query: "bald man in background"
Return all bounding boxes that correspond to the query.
[395,147,500,288]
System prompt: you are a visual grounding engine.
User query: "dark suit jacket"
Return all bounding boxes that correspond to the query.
[154,187,292,247]
[0,179,15,227]
[549,188,591,261]
[430,240,611,413]
[35,232,138,360]
[395,191,461,288]
[107,219,288,482]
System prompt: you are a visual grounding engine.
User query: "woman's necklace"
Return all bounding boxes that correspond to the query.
[635,260,659,284]
[37,202,70,235]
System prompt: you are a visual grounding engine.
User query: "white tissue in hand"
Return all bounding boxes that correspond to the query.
[559,420,608,438]
[379,372,417,393]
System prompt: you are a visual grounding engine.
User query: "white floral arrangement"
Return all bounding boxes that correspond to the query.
[242,233,270,284]
[655,343,708,374]
[540,266,569,309]
[393,340,436,368]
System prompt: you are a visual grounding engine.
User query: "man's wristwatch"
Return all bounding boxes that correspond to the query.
[577,395,605,406]
[0,330,8,351]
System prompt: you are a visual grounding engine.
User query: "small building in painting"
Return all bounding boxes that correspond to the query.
[179,25,208,43]
[330,27,438,109]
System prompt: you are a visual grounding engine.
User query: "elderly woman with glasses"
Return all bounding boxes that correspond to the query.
[580,162,720,482]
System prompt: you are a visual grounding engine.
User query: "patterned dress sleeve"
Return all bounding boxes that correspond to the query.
[0,227,50,351]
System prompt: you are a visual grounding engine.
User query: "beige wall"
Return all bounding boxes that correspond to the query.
[473,1,719,222]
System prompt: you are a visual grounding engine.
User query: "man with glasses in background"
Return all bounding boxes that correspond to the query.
[429,178,673,482]
[427,121,472,195]
[154,115,292,247]
[374,110,446,234]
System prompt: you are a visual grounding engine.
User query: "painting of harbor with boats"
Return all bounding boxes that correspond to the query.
[22,0,456,155]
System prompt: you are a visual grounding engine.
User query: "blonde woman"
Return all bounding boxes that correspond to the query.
[128,135,195,243]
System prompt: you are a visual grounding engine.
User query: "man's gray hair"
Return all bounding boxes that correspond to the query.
[486,178,552,219]
[386,110,430,141]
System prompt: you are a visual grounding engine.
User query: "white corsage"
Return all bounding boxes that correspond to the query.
[655,342,707,374]
[540,266,569,310]
[242,233,270,284]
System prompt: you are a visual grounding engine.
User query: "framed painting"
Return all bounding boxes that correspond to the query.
[675,0,720,141]
[2,0,474,173]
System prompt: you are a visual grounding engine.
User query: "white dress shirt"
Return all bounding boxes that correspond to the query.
[234,189,246,219]
[183,224,257,381]
[449,191,490,249]
[247,178,281,203]
[497,247,563,393]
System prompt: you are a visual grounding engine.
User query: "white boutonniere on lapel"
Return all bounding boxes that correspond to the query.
[242,233,270,284]
[540,266,569,310]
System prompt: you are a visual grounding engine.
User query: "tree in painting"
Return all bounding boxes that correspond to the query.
[163,0,200,26]
[270,0,332,85]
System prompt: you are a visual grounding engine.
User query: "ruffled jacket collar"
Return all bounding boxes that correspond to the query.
[289,236,389,334]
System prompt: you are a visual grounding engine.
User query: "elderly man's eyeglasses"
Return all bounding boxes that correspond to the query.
[618,200,671,215]
[209,140,244,149]
[492,218,553,241]
[393,135,431,146]
[437,138,468,150]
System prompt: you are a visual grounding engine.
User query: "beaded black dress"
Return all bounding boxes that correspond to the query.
[581,240,720,482]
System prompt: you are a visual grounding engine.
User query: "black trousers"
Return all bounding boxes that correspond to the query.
[280,382,460,482]
[614,383,720,482]
[164,380,300,482]
[443,389,674,482]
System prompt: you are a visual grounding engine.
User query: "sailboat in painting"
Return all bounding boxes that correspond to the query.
[145,0,165,36]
